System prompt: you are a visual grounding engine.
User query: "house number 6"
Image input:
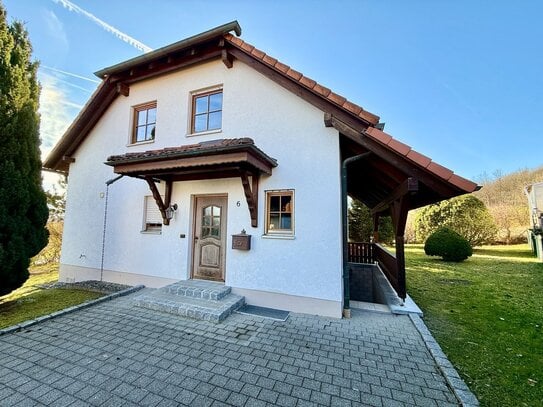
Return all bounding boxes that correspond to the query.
[236,201,241,207]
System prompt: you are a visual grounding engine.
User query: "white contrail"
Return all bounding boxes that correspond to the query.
[42,66,101,84]
[51,0,153,53]
[40,72,94,93]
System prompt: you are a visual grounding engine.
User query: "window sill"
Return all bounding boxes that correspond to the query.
[262,234,295,240]
[187,129,222,137]
[141,230,162,235]
[128,139,155,147]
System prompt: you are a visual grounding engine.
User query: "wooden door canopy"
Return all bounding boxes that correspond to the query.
[105,138,277,227]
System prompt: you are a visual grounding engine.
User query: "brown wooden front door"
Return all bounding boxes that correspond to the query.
[192,195,227,282]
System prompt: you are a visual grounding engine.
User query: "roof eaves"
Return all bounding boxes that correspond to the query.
[364,127,479,193]
[95,21,241,79]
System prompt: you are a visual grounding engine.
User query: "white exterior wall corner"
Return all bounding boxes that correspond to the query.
[59,58,344,312]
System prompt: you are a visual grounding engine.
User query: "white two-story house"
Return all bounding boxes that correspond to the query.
[44,22,478,318]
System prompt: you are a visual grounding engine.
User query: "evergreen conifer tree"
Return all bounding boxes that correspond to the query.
[0,4,48,296]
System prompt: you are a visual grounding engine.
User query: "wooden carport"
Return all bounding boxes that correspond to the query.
[325,114,479,306]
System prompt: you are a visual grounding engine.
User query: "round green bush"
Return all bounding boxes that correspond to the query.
[424,227,473,262]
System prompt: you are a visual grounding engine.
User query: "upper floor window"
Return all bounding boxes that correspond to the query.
[132,102,157,144]
[191,89,222,133]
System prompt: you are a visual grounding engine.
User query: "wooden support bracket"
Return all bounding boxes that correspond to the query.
[116,83,130,97]
[144,176,172,225]
[222,49,233,68]
[240,171,259,227]
[371,178,418,216]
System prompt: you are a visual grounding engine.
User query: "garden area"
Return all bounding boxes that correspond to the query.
[406,244,543,407]
[0,264,102,329]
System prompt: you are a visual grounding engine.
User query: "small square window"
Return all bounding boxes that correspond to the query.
[265,190,294,236]
[191,90,222,133]
[132,102,157,144]
[143,196,162,233]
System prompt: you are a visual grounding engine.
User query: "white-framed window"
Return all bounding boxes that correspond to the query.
[264,190,294,236]
[143,196,162,233]
[131,101,157,144]
[190,88,223,134]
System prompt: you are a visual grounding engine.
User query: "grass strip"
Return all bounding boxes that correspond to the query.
[406,244,543,407]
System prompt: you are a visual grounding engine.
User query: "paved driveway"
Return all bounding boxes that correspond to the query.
[0,290,459,406]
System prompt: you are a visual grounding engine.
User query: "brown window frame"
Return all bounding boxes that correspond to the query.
[191,89,223,134]
[132,101,157,144]
[264,190,295,236]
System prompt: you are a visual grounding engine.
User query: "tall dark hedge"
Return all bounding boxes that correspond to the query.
[0,4,48,296]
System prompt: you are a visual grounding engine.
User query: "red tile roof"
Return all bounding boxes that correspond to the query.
[44,22,478,196]
[364,127,478,192]
[224,34,380,126]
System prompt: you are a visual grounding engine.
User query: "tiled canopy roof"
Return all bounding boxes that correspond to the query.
[105,138,278,180]
[106,138,276,166]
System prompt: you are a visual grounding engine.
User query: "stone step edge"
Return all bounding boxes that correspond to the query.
[162,284,231,301]
[135,294,245,323]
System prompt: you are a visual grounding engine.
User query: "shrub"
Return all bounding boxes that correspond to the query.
[424,227,473,262]
[415,195,497,246]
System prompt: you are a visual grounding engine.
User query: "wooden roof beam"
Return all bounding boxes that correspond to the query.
[325,113,457,198]
[371,178,418,215]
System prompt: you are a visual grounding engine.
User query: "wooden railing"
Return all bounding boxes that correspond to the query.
[347,242,374,264]
[348,242,403,299]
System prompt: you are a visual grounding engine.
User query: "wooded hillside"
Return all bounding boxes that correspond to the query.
[474,166,543,243]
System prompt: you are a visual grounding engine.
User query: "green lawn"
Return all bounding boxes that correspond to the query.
[0,264,102,329]
[406,244,543,407]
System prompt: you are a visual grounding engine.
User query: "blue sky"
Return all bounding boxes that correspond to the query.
[4,0,543,188]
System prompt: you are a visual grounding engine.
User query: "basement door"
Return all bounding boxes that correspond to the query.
[192,195,227,282]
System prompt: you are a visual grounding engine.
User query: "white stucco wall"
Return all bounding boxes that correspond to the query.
[60,58,343,305]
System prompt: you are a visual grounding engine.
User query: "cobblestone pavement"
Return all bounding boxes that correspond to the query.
[0,290,459,406]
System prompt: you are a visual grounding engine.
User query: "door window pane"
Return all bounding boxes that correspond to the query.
[202,205,221,240]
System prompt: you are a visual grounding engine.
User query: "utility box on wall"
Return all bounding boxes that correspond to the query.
[232,231,251,250]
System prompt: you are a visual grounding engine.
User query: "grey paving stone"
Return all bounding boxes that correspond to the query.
[0,291,469,406]
[257,388,279,404]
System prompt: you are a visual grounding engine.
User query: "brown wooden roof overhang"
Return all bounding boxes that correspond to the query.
[43,21,382,173]
[105,138,276,228]
[325,114,480,215]
[105,138,277,180]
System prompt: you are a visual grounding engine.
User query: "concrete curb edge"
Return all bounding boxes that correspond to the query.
[0,285,145,336]
[409,313,479,407]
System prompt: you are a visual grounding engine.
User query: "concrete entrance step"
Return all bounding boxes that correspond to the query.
[134,281,244,323]
[162,280,231,300]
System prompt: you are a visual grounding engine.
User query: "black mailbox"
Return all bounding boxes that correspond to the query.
[232,230,251,250]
